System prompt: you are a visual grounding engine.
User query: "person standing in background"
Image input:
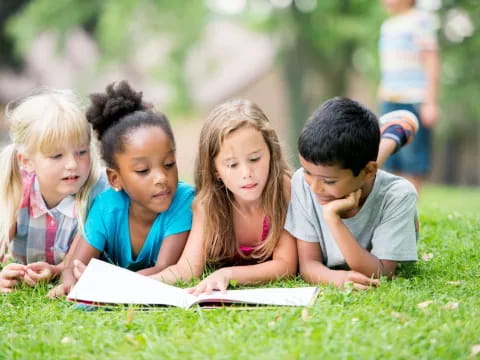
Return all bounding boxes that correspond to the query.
[378,0,440,193]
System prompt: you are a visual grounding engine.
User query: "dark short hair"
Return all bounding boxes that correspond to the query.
[298,97,380,176]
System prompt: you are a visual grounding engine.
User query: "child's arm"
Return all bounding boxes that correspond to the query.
[420,48,440,128]
[188,229,298,295]
[137,231,189,276]
[297,238,379,290]
[54,235,100,296]
[322,190,397,279]
[150,205,207,284]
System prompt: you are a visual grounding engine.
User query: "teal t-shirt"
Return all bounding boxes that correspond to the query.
[84,181,194,271]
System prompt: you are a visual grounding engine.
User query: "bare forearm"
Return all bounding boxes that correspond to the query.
[424,51,440,104]
[325,215,383,277]
[299,259,336,285]
[50,262,64,278]
[223,258,296,285]
[152,261,203,284]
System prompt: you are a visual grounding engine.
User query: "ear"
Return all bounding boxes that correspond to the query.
[106,168,122,192]
[363,161,378,181]
[17,152,34,173]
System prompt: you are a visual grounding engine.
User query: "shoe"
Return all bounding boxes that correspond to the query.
[379,110,419,151]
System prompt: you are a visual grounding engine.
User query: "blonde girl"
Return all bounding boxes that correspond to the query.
[153,99,298,293]
[0,90,106,293]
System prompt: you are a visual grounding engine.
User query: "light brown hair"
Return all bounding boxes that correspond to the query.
[194,99,290,264]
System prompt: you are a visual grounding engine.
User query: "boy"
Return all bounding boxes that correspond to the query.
[285,97,418,290]
[378,0,440,193]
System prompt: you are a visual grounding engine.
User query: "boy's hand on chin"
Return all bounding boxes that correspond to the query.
[323,189,362,218]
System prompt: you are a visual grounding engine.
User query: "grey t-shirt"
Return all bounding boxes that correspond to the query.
[285,169,418,268]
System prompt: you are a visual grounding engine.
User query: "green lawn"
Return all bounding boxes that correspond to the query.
[1,184,480,360]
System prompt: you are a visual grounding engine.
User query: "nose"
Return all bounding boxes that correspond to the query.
[154,168,167,185]
[65,153,78,170]
[241,162,253,179]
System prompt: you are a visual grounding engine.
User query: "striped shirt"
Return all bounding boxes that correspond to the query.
[378,9,438,103]
[11,171,108,265]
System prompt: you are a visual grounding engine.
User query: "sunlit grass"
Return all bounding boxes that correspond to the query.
[1,184,479,359]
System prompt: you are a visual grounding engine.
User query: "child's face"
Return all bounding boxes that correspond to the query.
[381,0,413,14]
[214,126,271,204]
[110,126,178,217]
[23,142,91,208]
[299,156,367,206]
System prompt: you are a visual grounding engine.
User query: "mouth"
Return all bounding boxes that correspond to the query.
[62,175,80,183]
[152,190,170,199]
[242,183,257,190]
[316,195,333,204]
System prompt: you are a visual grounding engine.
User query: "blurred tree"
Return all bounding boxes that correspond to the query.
[3,0,480,182]
[0,0,29,70]
[5,0,208,113]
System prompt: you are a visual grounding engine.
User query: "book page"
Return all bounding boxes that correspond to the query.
[186,287,319,308]
[67,259,189,308]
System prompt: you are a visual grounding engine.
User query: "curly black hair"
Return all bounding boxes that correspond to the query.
[86,80,175,169]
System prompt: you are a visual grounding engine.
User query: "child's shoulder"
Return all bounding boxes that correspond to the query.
[175,181,195,198]
[375,170,417,203]
[91,187,128,210]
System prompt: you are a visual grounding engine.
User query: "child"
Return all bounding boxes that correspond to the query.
[378,0,440,193]
[59,81,195,294]
[0,89,106,293]
[152,99,298,294]
[285,97,418,290]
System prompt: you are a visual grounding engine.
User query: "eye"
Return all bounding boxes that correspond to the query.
[135,169,149,175]
[77,149,89,156]
[164,161,176,169]
[323,179,336,185]
[226,163,237,169]
[250,156,260,162]
[49,154,62,159]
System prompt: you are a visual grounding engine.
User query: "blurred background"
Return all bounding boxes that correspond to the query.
[0,0,479,185]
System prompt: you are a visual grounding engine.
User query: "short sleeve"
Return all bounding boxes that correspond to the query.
[284,172,320,243]
[163,183,195,238]
[83,195,108,252]
[371,191,418,262]
[416,12,438,50]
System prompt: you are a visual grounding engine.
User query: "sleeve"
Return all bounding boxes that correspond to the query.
[83,195,109,252]
[416,12,438,50]
[163,184,195,238]
[370,190,418,262]
[284,173,320,243]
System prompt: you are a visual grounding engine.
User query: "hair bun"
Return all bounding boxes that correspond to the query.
[86,80,145,140]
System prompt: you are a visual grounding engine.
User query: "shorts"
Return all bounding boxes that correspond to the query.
[380,101,431,176]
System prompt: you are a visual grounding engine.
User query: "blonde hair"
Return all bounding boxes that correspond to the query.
[195,99,291,264]
[0,89,102,257]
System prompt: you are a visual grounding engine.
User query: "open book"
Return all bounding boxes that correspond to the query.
[67,259,319,309]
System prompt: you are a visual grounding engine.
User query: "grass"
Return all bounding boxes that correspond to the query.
[1,184,480,360]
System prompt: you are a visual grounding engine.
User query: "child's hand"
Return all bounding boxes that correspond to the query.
[48,259,86,299]
[47,283,66,298]
[323,189,362,218]
[187,268,232,296]
[0,263,26,294]
[24,262,53,286]
[330,269,380,291]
